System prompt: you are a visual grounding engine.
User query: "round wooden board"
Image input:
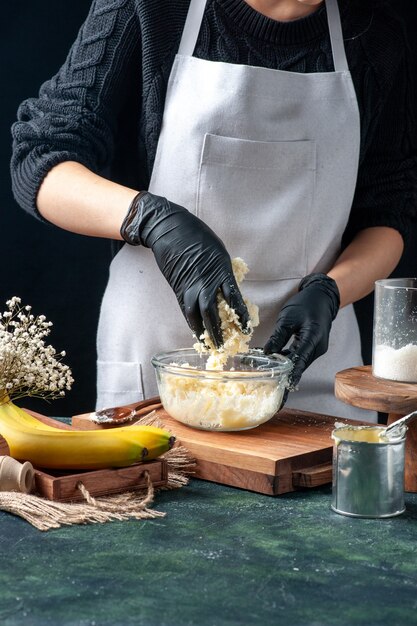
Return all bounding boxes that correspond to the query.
[335,365,417,414]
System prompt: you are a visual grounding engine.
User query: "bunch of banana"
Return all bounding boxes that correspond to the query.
[0,401,175,470]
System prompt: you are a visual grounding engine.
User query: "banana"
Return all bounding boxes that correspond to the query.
[0,401,174,470]
[11,405,176,455]
[0,404,64,432]
[10,405,176,457]
[118,425,176,460]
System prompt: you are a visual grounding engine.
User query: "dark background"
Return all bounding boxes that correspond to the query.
[1,1,416,417]
[1,2,110,416]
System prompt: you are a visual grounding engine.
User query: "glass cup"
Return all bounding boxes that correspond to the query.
[373,278,417,382]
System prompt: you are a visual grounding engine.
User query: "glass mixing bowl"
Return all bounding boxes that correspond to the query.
[151,348,292,431]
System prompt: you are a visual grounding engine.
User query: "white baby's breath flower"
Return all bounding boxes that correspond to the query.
[0,297,74,404]
[6,297,21,308]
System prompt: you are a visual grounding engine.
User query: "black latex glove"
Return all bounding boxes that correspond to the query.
[264,273,340,388]
[120,191,250,347]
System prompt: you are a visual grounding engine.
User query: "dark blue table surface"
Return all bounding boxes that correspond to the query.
[1,476,417,626]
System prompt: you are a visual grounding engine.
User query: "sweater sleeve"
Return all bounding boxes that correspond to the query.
[343,44,417,248]
[10,0,141,220]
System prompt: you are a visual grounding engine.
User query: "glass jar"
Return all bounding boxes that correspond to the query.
[373,278,417,382]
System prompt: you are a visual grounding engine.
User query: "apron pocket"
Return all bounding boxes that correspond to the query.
[96,360,144,410]
[197,133,316,281]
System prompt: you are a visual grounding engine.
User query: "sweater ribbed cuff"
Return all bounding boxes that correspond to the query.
[11,148,97,224]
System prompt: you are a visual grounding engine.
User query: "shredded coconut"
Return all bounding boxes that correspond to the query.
[373,343,417,383]
[193,257,259,370]
[159,372,283,430]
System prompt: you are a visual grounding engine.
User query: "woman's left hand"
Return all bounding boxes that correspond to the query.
[264,273,340,387]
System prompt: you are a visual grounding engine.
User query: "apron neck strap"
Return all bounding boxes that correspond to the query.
[325,0,348,72]
[178,0,208,57]
[178,0,349,73]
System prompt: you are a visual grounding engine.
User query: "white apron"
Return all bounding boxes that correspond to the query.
[96,0,375,422]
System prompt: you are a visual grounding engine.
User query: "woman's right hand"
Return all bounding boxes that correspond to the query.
[120,191,250,347]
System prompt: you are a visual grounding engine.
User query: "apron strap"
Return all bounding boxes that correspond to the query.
[326,0,349,72]
[179,0,349,73]
[178,0,208,57]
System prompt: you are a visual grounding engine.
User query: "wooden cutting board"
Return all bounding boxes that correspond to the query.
[156,409,340,495]
[73,402,370,496]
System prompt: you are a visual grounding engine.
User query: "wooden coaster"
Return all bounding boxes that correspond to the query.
[335,365,417,414]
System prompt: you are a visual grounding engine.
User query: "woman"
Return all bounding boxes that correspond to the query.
[11,0,415,418]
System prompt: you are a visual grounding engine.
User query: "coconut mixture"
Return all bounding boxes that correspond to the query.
[193,257,259,370]
[160,258,285,430]
[159,372,283,430]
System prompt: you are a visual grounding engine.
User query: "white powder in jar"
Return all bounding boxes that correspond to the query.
[373,343,417,382]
